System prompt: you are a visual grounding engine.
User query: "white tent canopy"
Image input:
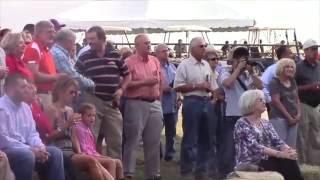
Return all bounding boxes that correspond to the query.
[58,1,255,33]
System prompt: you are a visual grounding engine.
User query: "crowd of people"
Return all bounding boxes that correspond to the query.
[0,19,319,180]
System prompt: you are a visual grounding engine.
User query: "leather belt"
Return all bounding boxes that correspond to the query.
[128,97,159,103]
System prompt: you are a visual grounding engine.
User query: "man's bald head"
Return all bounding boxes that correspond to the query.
[34,21,54,36]
[189,37,207,60]
[134,34,151,56]
[155,44,169,62]
[34,20,55,46]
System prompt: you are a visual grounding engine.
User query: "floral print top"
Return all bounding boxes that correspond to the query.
[234,117,285,167]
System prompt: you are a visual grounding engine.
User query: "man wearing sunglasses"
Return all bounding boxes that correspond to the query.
[295,39,320,165]
[174,37,218,179]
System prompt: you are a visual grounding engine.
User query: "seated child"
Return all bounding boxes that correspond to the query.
[72,103,124,180]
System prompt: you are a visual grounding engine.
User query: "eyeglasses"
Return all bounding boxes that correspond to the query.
[199,44,207,48]
[208,57,218,61]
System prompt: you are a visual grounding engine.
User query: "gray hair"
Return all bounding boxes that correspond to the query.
[34,20,54,36]
[0,32,23,54]
[204,46,219,60]
[189,37,204,49]
[55,29,76,42]
[155,43,168,52]
[275,58,296,77]
[238,89,265,115]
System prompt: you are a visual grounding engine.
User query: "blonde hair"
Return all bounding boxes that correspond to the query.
[238,89,265,115]
[52,75,79,102]
[0,32,23,54]
[275,58,296,77]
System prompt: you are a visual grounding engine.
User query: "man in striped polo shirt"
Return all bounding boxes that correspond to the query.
[76,26,131,160]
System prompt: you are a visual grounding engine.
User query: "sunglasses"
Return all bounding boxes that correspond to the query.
[199,44,207,48]
[208,57,218,61]
[257,98,266,103]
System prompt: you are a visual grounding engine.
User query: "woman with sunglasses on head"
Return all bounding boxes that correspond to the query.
[234,90,303,180]
[46,75,114,180]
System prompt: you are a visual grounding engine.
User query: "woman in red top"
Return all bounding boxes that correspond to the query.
[1,32,33,79]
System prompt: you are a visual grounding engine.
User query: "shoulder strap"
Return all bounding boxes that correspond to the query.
[237,76,248,91]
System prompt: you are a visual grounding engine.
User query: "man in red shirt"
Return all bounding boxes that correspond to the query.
[23,20,63,110]
[123,34,163,180]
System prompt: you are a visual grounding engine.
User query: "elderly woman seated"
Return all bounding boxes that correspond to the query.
[234,89,303,180]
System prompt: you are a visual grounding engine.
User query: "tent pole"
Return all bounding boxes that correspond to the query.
[205,32,211,44]
[124,32,131,48]
[168,32,171,44]
[163,32,167,43]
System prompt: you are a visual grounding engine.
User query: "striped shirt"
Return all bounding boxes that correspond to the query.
[76,47,129,101]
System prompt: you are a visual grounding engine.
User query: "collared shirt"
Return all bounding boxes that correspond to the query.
[0,47,6,96]
[161,62,177,114]
[0,95,44,150]
[74,121,100,156]
[234,117,285,167]
[219,71,254,116]
[51,44,94,90]
[261,63,276,103]
[6,54,33,80]
[23,40,57,91]
[174,56,218,97]
[76,46,129,101]
[125,54,162,98]
[295,59,320,107]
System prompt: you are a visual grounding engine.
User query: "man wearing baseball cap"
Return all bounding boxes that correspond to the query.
[49,19,66,31]
[295,39,320,165]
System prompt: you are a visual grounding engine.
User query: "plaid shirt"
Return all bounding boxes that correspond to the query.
[51,44,94,89]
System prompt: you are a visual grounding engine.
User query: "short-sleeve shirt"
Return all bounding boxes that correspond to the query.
[269,78,298,119]
[6,55,33,80]
[124,54,162,98]
[219,71,253,116]
[74,121,100,156]
[174,56,218,97]
[76,47,129,101]
[295,60,320,107]
[23,40,57,91]
[161,62,177,114]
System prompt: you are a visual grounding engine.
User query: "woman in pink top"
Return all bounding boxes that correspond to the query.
[73,103,124,180]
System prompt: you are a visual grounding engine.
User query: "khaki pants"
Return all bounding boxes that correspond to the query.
[123,99,163,179]
[38,93,52,112]
[297,103,320,165]
[83,92,123,159]
[0,152,15,180]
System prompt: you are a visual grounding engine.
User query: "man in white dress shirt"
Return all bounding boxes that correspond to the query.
[0,74,65,180]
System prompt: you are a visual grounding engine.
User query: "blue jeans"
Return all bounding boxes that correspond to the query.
[163,113,177,159]
[4,146,65,180]
[180,96,217,176]
[218,116,240,178]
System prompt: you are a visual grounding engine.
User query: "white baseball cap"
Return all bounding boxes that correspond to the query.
[303,39,318,49]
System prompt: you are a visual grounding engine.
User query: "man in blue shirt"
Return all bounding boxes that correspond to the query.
[51,29,94,90]
[0,74,64,180]
[155,44,179,161]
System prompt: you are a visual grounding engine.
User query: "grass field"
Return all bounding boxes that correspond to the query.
[132,112,320,180]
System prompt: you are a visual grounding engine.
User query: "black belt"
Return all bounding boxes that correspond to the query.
[128,97,159,103]
[184,95,211,101]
